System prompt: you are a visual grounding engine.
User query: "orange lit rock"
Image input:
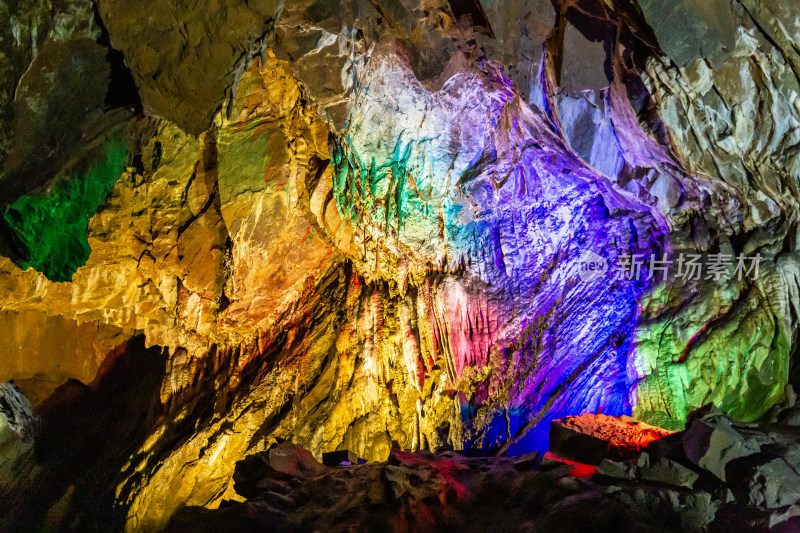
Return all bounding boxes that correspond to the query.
[549,413,676,465]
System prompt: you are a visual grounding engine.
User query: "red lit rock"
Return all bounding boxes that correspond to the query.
[550,413,676,465]
[542,452,597,478]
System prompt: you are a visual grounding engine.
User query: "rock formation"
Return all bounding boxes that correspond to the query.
[0,0,799,529]
[165,404,800,532]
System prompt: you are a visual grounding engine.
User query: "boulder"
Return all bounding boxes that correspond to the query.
[683,406,760,482]
[233,441,327,498]
[550,413,676,465]
[595,459,636,481]
[637,453,699,489]
[0,382,37,477]
[0,382,37,445]
[747,458,800,509]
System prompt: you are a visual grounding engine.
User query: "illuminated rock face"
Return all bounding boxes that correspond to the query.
[0,0,799,529]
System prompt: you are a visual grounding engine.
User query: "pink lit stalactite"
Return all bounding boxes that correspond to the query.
[433,278,496,380]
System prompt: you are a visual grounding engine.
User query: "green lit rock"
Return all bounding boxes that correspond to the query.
[3,141,128,282]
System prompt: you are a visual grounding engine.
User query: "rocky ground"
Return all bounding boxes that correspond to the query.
[163,401,800,532]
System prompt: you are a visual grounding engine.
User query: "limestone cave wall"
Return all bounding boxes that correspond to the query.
[1,0,799,530]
